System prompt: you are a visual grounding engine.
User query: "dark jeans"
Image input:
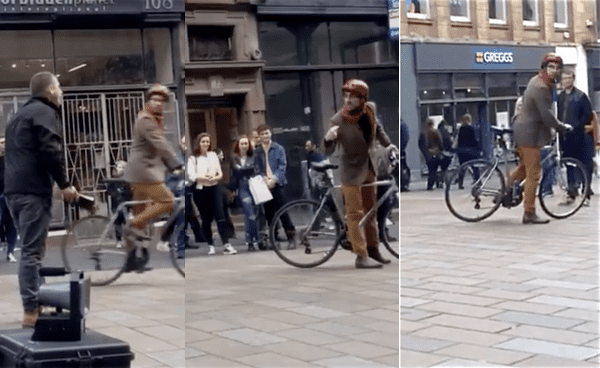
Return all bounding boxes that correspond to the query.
[185,185,204,244]
[176,209,185,257]
[0,195,17,256]
[263,185,295,237]
[426,157,444,189]
[6,194,52,311]
[193,186,230,246]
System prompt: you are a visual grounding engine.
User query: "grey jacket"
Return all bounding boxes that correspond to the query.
[513,74,565,148]
[125,110,182,184]
[324,102,392,185]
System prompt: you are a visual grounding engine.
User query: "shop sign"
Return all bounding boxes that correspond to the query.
[472,47,515,69]
[387,0,399,41]
[0,0,183,14]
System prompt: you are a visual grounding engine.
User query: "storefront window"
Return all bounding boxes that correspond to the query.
[0,31,53,89]
[144,28,174,85]
[418,74,451,101]
[329,21,397,65]
[258,22,298,66]
[454,73,485,98]
[55,29,144,87]
[488,73,516,97]
[187,26,233,62]
[517,72,537,94]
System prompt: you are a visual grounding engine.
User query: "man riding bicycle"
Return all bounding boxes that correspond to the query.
[123,84,183,272]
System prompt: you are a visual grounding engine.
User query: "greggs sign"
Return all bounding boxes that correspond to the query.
[473,48,515,69]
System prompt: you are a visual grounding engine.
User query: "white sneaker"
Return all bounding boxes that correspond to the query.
[116,241,123,249]
[7,253,17,263]
[208,245,216,255]
[156,241,170,252]
[223,243,237,255]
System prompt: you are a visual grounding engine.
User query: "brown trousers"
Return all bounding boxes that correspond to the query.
[341,170,378,257]
[130,182,174,230]
[507,147,541,214]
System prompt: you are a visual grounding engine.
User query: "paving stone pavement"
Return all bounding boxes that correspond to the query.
[401,179,600,367]
[186,246,399,367]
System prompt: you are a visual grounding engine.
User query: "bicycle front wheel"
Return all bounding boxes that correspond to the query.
[379,194,399,259]
[168,220,185,277]
[270,199,341,268]
[61,215,126,286]
[445,159,505,222]
[539,157,589,219]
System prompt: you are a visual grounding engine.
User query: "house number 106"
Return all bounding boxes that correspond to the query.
[146,0,173,10]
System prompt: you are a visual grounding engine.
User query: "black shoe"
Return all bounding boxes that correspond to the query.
[185,243,200,249]
[247,243,256,251]
[426,186,434,191]
[339,238,352,251]
[123,250,137,273]
[368,247,391,264]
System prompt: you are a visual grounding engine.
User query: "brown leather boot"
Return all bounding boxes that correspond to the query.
[367,247,391,264]
[522,211,550,224]
[22,308,39,328]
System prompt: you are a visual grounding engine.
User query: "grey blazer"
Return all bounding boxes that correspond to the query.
[125,110,181,184]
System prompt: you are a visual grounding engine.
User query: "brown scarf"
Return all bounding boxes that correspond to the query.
[341,103,377,142]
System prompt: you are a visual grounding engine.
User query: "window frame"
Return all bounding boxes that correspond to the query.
[406,0,432,20]
[449,0,471,23]
[489,0,507,25]
[523,0,540,27]
[553,0,569,29]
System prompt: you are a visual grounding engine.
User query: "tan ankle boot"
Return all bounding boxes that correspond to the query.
[22,308,39,328]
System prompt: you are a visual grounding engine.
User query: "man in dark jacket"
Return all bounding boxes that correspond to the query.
[324,79,393,269]
[507,53,572,224]
[557,69,594,204]
[4,71,78,328]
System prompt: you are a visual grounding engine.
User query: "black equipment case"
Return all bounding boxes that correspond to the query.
[0,329,134,368]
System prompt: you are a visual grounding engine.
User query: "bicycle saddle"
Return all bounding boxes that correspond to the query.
[311,162,338,172]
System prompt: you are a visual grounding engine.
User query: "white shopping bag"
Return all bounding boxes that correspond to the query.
[248,175,273,205]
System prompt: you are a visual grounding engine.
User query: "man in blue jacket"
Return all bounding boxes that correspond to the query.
[557,69,594,205]
[4,71,78,328]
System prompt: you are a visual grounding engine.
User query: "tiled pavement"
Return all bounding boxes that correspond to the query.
[401,179,600,367]
[186,246,399,367]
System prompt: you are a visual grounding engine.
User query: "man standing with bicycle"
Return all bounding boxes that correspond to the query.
[124,84,183,272]
[508,53,573,224]
[5,72,78,327]
[324,79,395,268]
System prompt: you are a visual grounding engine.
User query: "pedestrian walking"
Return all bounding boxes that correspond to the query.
[557,68,594,205]
[105,160,129,249]
[323,79,393,269]
[4,71,79,328]
[506,53,572,224]
[454,114,481,188]
[230,135,261,251]
[418,117,445,190]
[187,133,237,255]
[400,118,410,192]
[124,83,183,271]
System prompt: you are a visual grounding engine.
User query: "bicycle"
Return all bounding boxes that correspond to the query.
[445,127,589,222]
[268,160,399,268]
[61,177,185,286]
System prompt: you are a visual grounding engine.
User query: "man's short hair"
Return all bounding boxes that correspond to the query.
[30,72,57,98]
[256,124,272,134]
[562,69,575,78]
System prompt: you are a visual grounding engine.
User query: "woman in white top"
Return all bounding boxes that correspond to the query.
[187,133,237,255]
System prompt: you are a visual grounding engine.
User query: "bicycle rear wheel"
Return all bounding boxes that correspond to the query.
[168,220,185,277]
[445,159,505,222]
[61,215,126,286]
[379,197,399,259]
[539,157,589,219]
[270,199,341,268]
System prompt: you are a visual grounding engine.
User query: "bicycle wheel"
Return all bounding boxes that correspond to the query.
[445,159,505,222]
[168,219,185,277]
[270,199,341,268]
[379,195,399,259]
[539,157,589,219]
[61,215,126,286]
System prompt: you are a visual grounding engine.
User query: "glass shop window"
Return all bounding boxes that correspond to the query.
[488,73,517,97]
[0,30,53,89]
[258,22,298,66]
[143,28,174,85]
[418,74,452,100]
[454,73,485,98]
[188,26,233,62]
[328,21,397,65]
